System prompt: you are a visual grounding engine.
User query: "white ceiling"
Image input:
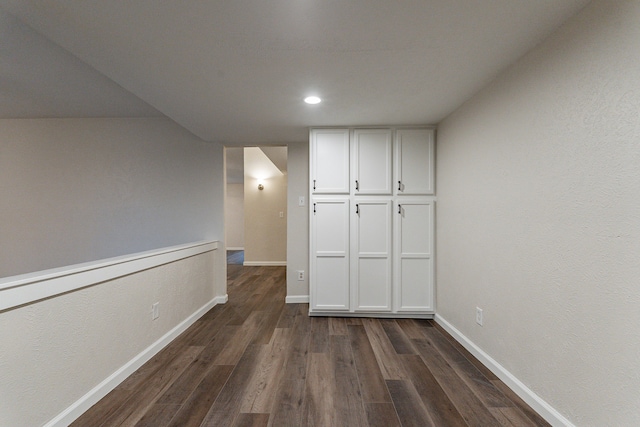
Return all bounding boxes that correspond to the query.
[0,1,590,145]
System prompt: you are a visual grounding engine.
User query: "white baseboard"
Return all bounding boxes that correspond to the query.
[214,294,229,304]
[243,261,286,266]
[285,295,309,303]
[46,297,222,427]
[434,314,575,427]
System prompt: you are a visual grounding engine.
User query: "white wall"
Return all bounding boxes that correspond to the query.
[0,250,218,427]
[286,141,309,300]
[0,117,223,278]
[436,1,640,425]
[243,148,287,265]
[225,183,245,249]
[0,117,227,426]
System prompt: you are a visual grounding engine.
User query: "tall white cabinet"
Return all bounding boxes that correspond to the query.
[309,127,435,317]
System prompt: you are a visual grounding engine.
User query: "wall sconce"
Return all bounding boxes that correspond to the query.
[258,183,264,190]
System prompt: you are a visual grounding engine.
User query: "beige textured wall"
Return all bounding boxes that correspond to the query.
[0,251,216,427]
[225,183,245,249]
[243,149,287,264]
[0,116,226,426]
[286,141,309,299]
[436,1,640,425]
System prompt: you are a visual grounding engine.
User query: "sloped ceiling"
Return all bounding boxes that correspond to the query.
[0,9,162,118]
[1,1,590,145]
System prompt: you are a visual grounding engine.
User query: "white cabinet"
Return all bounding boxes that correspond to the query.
[395,200,434,312]
[309,127,435,317]
[395,129,435,195]
[352,199,392,312]
[353,129,392,195]
[310,198,350,311]
[310,129,350,194]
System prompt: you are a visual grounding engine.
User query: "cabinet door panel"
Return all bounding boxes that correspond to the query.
[354,129,392,195]
[395,129,434,195]
[399,259,432,310]
[311,129,350,194]
[315,257,350,310]
[395,201,434,312]
[353,200,392,311]
[311,198,350,311]
[399,204,431,254]
[357,258,389,309]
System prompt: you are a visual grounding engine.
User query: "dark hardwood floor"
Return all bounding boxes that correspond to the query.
[71,261,550,427]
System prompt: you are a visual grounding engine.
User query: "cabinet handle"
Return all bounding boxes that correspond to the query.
[398,204,402,214]
[313,179,316,190]
[356,204,359,214]
[355,180,359,191]
[398,180,402,191]
[313,203,316,214]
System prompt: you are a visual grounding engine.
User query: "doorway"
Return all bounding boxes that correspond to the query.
[224,146,288,266]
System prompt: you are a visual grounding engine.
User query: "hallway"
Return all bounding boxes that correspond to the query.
[71,263,548,426]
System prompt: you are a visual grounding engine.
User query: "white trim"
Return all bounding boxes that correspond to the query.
[285,295,309,303]
[0,241,218,312]
[434,314,575,427]
[309,311,432,319]
[243,261,286,266]
[214,294,229,304]
[45,297,222,427]
[226,247,244,251]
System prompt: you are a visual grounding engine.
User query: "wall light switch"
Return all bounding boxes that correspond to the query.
[152,302,159,320]
[279,211,284,218]
[298,196,305,207]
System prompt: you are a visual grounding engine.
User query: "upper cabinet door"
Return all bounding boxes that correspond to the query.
[353,129,392,195]
[395,129,435,195]
[311,129,350,194]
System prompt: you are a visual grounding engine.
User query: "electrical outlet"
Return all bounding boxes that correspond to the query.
[297,270,304,281]
[476,307,483,326]
[152,302,159,320]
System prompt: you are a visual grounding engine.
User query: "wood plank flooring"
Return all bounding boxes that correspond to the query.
[71,262,550,427]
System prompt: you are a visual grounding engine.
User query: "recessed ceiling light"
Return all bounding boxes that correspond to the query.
[304,96,322,104]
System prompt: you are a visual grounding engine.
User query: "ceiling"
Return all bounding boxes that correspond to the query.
[0,1,590,145]
[226,146,287,184]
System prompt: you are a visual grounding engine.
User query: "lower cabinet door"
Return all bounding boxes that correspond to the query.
[395,200,434,312]
[353,199,392,312]
[310,198,350,311]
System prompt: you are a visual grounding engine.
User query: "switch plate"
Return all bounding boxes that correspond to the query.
[476,307,483,326]
[279,211,284,218]
[298,196,305,207]
[152,302,159,320]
